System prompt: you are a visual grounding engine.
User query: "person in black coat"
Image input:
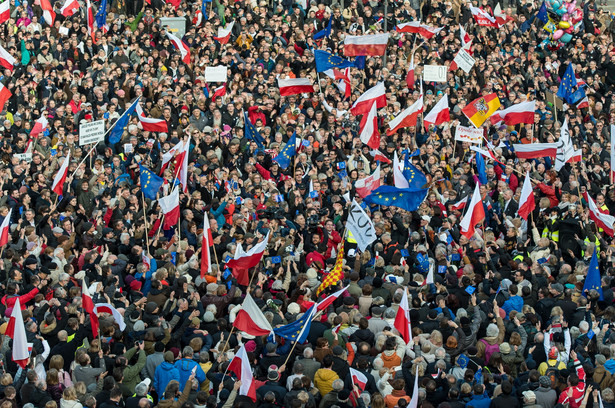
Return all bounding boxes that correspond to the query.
[47,325,87,371]
[20,370,52,408]
[256,370,287,403]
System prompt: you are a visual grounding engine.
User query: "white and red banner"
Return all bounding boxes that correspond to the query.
[470,6,498,26]
[200,216,213,277]
[213,22,235,44]
[518,172,535,220]
[136,103,168,133]
[459,182,485,239]
[159,187,180,229]
[5,298,29,368]
[454,125,483,144]
[359,102,380,150]
[350,82,386,116]
[0,83,11,112]
[0,0,10,24]
[423,94,450,130]
[350,368,368,392]
[490,100,535,126]
[52,150,71,196]
[233,293,274,337]
[355,164,381,198]
[227,344,257,401]
[0,44,16,71]
[0,208,11,247]
[226,233,270,270]
[167,32,191,64]
[396,22,443,39]
[394,290,412,343]
[343,33,389,56]
[512,143,558,159]
[585,192,615,236]
[494,3,508,26]
[387,96,423,135]
[278,78,314,96]
[93,303,127,331]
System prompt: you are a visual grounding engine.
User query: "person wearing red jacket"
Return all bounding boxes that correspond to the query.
[1,282,40,316]
[558,350,586,408]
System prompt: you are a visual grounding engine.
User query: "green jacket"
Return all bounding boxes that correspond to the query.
[119,347,147,398]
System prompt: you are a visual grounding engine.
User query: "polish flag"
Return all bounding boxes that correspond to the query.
[30,114,48,138]
[370,148,391,164]
[233,293,274,337]
[278,78,314,96]
[5,299,29,368]
[316,285,349,312]
[490,100,535,126]
[136,103,168,133]
[470,6,498,27]
[212,84,227,99]
[167,32,191,64]
[93,303,127,331]
[423,264,434,285]
[0,209,11,247]
[86,0,96,43]
[213,22,235,44]
[494,3,507,26]
[584,192,615,236]
[227,344,257,401]
[82,279,99,335]
[393,151,409,189]
[142,253,151,270]
[355,164,381,198]
[0,83,11,112]
[200,216,213,278]
[406,54,415,90]
[40,0,56,26]
[450,196,468,211]
[159,187,180,229]
[160,140,183,174]
[350,82,386,116]
[449,41,473,71]
[350,368,368,392]
[576,95,589,109]
[323,68,351,99]
[512,143,558,159]
[0,0,10,24]
[518,172,535,221]
[359,102,380,150]
[460,26,471,46]
[423,94,450,130]
[409,370,419,408]
[393,290,412,343]
[344,33,389,56]
[174,136,191,192]
[59,0,79,17]
[459,182,485,239]
[387,95,423,135]
[0,44,16,71]
[52,150,71,196]
[396,22,444,39]
[226,233,269,270]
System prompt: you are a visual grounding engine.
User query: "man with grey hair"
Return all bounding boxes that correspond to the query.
[320,379,344,408]
[125,379,152,408]
[296,347,321,381]
[174,346,207,390]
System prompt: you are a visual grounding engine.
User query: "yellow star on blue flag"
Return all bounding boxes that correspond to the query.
[273,131,296,169]
[364,185,428,212]
[582,248,603,300]
[109,97,140,144]
[140,164,164,200]
[273,305,315,344]
[402,154,427,189]
[314,50,356,72]
[557,64,577,104]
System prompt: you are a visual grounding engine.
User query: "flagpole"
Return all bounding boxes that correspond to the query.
[553,92,558,123]
[221,326,235,355]
[141,192,150,255]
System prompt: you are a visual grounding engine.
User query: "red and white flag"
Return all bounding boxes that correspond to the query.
[52,150,71,196]
[350,82,386,116]
[213,22,235,44]
[0,44,16,71]
[5,299,29,368]
[174,136,191,192]
[554,118,582,171]
[324,69,351,99]
[450,196,468,211]
[370,148,391,164]
[40,0,56,26]
[449,41,473,72]
[226,233,269,270]
[136,103,168,133]
[387,95,423,135]
[396,21,443,39]
[316,285,349,312]
[576,95,589,109]
[59,0,79,17]
[493,3,507,26]
[359,102,380,150]
[0,83,11,112]
[584,192,615,236]
[394,290,412,343]
[200,216,213,278]
[406,51,416,90]
[512,143,558,159]
[350,368,368,392]
[167,32,191,64]
[518,172,535,221]
[490,100,535,126]
[470,6,498,26]
[193,9,204,27]
[0,208,11,247]
[82,279,99,335]
[611,125,615,180]
[227,344,257,401]
[160,139,183,174]
[86,0,96,43]
[409,370,419,408]
[233,293,274,337]
[278,78,314,96]
[343,33,389,56]
[459,182,485,239]
[93,303,127,331]
[159,187,180,229]
[0,1,10,24]
[423,94,450,130]
[355,164,381,198]
[423,264,434,286]
[460,26,471,46]
[30,114,48,138]
[212,84,227,99]
[141,252,151,270]
[393,151,409,189]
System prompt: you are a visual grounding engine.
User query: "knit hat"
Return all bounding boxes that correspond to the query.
[539,376,552,388]
[522,391,536,402]
[287,302,301,315]
[133,321,145,331]
[596,354,607,366]
[486,323,499,338]
[499,343,511,354]
[548,346,558,359]
[206,283,219,294]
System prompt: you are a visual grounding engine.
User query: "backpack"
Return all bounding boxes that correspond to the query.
[544,360,562,387]
[479,339,500,363]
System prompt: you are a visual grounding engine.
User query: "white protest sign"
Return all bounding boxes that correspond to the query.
[79,120,105,146]
[423,65,447,82]
[124,143,134,154]
[454,49,475,74]
[204,66,228,83]
[14,153,32,162]
[346,200,377,252]
[455,125,483,144]
[59,27,70,36]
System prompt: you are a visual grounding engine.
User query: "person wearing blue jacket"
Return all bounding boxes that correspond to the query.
[154,351,180,395]
[175,346,206,391]
[502,284,524,318]
[467,384,492,408]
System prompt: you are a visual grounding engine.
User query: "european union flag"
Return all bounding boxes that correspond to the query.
[537,1,548,23]
[140,164,164,200]
[583,248,603,300]
[557,64,577,104]
[363,185,428,212]
[403,155,427,189]
[95,0,108,32]
[354,56,366,70]
[475,150,487,185]
[457,354,469,369]
[274,305,315,344]
[314,15,332,40]
[570,86,587,105]
[109,97,140,144]
[314,50,356,73]
[200,0,208,20]
[244,112,265,148]
[273,131,296,169]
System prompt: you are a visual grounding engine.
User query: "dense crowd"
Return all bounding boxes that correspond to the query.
[0,0,614,407]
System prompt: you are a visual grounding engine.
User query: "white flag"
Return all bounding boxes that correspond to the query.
[554,118,580,171]
[346,200,377,252]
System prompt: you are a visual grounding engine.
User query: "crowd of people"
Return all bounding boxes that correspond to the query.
[0,0,614,407]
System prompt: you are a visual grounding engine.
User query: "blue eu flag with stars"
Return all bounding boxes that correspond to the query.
[314,50,356,73]
[95,0,108,32]
[403,155,427,189]
[476,150,487,185]
[274,305,315,344]
[557,64,577,104]
[109,97,140,144]
[583,248,603,300]
[139,164,164,200]
[273,131,296,169]
[363,185,428,212]
[313,15,332,40]
[537,1,548,23]
[244,112,265,148]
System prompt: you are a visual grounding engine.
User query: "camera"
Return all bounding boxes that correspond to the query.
[257,207,285,220]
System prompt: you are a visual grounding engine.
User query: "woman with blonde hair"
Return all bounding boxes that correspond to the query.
[60,386,83,408]
[46,369,65,405]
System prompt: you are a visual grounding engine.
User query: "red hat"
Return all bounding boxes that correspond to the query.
[130,280,142,291]
[548,346,558,359]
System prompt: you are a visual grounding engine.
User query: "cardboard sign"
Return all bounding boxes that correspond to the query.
[455,125,483,144]
[79,120,105,146]
[454,49,475,74]
[423,65,447,82]
[14,153,32,163]
[205,66,228,83]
